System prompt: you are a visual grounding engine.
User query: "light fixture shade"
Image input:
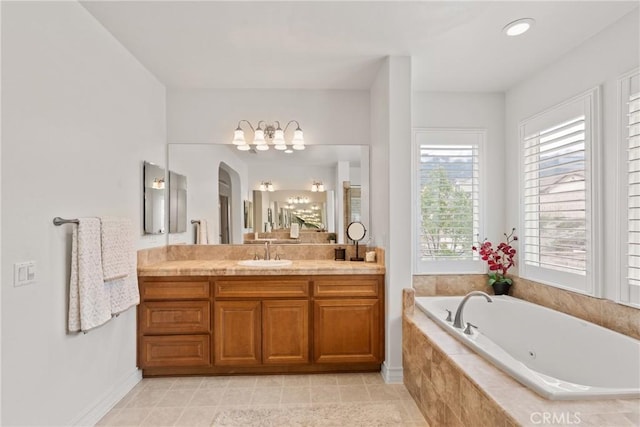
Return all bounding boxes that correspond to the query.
[267,183,274,192]
[259,182,266,191]
[254,129,267,146]
[232,129,246,145]
[237,144,251,151]
[272,129,286,146]
[318,183,325,192]
[274,143,287,150]
[256,144,269,151]
[311,184,318,192]
[284,149,293,154]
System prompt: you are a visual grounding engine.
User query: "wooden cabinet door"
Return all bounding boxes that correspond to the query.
[262,300,309,365]
[214,301,261,365]
[313,299,381,364]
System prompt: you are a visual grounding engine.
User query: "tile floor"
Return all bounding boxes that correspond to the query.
[97,373,429,426]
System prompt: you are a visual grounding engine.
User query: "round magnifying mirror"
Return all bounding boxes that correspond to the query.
[346,221,367,241]
[346,222,367,261]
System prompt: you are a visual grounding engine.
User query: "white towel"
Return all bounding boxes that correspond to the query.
[290,222,300,239]
[196,219,209,244]
[101,217,139,315]
[107,249,140,316]
[68,218,112,333]
[100,217,132,281]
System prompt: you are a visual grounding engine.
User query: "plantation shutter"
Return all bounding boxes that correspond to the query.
[520,89,598,294]
[523,116,587,274]
[414,129,483,274]
[626,72,640,304]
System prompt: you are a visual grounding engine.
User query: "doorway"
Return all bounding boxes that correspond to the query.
[219,167,231,244]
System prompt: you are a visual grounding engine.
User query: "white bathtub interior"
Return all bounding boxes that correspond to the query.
[415,295,640,400]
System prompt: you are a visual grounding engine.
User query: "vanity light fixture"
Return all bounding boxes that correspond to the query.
[259,181,274,192]
[287,196,310,204]
[503,18,535,36]
[232,120,305,151]
[311,181,325,192]
[151,178,165,189]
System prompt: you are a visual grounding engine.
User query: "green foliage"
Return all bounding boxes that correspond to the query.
[420,166,473,258]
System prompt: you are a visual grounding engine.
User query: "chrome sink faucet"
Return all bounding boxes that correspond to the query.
[264,241,271,261]
[452,291,493,329]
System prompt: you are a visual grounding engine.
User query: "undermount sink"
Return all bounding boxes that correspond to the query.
[237,259,293,268]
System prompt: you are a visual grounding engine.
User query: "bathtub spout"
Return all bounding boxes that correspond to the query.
[452,291,493,329]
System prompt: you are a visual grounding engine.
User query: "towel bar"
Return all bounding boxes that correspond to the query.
[53,217,79,226]
[191,220,201,224]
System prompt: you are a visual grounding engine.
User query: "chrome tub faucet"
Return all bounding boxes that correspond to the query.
[452,291,493,329]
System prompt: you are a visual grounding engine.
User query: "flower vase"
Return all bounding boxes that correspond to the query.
[492,281,512,296]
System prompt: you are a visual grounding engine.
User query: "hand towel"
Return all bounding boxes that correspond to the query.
[100,217,132,281]
[196,219,209,244]
[68,218,112,333]
[100,217,140,315]
[290,222,300,239]
[108,248,140,316]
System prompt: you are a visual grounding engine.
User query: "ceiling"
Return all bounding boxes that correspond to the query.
[82,1,638,92]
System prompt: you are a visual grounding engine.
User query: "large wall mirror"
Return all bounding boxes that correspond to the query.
[167,143,369,245]
[142,161,166,235]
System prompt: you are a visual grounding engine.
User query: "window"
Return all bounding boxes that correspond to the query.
[620,69,640,306]
[520,88,600,295]
[413,129,484,274]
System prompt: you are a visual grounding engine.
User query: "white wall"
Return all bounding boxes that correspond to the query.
[413,92,506,244]
[505,10,639,300]
[168,144,249,244]
[167,89,370,145]
[1,2,166,425]
[370,56,412,383]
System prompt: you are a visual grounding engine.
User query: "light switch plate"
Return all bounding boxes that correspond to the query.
[14,261,36,287]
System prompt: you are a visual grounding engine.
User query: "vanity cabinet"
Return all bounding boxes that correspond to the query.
[138,279,212,369]
[137,274,383,376]
[313,277,382,364]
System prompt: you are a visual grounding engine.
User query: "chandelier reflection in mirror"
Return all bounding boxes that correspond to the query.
[258,181,274,192]
[287,196,310,204]
[310,181,325,192]
[232,120,305,152]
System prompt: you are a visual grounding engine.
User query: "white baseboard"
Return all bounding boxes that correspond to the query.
[381,362,403,384]
[70,368,142,427]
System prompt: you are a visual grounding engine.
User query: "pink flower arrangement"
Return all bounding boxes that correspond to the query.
[472,228,518,285]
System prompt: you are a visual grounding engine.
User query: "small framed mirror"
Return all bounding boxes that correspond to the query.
[143,161,166,235]
[346,221,367,261]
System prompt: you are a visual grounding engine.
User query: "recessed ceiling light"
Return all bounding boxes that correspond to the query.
[503,18,535,37]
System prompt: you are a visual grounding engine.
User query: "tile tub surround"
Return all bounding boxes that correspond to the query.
[402,288,640,427]
[412,274,640,340]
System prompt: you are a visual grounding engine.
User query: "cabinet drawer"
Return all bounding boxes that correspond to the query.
[140,301,210,334]
[141,280,210,300]
[214,279,309,298]
[313,277,380,297]
[140,335,210,368]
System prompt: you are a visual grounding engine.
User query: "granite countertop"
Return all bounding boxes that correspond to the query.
[138,259,385,276]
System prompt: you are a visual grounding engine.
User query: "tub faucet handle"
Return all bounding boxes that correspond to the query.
[464,322,478,335]
[444,309,452,322]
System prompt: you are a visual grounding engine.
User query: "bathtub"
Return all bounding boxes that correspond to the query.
[415,295,640,400]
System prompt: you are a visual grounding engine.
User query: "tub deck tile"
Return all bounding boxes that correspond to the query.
[402,293,640,427]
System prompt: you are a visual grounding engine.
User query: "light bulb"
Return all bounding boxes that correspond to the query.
[254,129,267,146]
[232,129,246,145]
[503,18,535,36]
[272,129,286,146]
[237,144,251,151]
